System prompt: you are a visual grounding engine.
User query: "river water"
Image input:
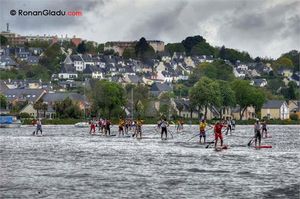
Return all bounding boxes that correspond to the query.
[0,125,299,198]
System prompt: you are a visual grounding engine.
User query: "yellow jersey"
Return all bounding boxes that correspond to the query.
[200,122,207,130]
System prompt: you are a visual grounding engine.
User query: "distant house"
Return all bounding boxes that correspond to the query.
[124,75,144,84]
[277,68,293,78]
[58,64,78,80]
[26,55,39,65]
[250,78,267,87]
[231,105,256,120]
[3,89,46,104]
[261,100,289,120]
[150,82,172,97]
[19,103,37,118]
[288,100,300,118]
[64,54,84,71]
[0,55,16,69]
[83,65,104,79]
[233,68,246,78]
[290,72,300,86]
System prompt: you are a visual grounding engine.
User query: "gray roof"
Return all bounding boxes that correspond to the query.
[43,93,87,103]
[60,63,77,73]
[70,55,83,62]
[262,100,286,109]
[127,75,142,84]
[0,55,16,66]
[3,89,45,103]
[150,82,172,92]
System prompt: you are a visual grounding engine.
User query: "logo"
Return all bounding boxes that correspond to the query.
[9,9,82,17]
[10,10,17,16]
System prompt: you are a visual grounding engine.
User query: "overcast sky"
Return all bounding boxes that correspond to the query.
[1,0,299,58]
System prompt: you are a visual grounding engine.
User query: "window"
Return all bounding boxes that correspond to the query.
[32,95,36,97]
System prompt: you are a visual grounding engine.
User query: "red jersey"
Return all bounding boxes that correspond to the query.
[214,124,224,134]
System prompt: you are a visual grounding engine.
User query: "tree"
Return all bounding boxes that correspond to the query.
[165,43,185,55]
[189,77,221,119]
[231,80,265,119]
[77,41,87,54]
[0,94,7,109]
[0,35,8,46]
[272,57,294,71]
[53,98,82,119]
[217,46,252,64]
[125,84,149,118]
[135,37,155,61]
[42,103,48,118]
[33,100,43,118]
[280,50,300,72]
[199,60,235,81]
[218,81,236,119]
[122,47,136,59]
[91,80,126,118]
[281,81,298,100]
[181,35,205,55]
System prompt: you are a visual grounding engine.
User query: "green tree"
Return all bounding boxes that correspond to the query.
[181,35,205,55]
[280,50,299,72]
[33,100,43,118]
[0,94,7,109]
[165,43,185,55]
[54,98,82,119]
[281,81,298,100]
[217,46,252,64]
[135,37,155,61]
[91,80,126,118]
[97,43,104,53]
[123,47,136,59]
[77,41,87,54]
[218,81,236,119]
[0,35,8,46]
[189,77,221,119]
[125,84,149,118]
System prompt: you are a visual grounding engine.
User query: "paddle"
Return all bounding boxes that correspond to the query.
[187,133,200,142]
[206,127,227,148]
[169,129,174,139]
[247,137,255,147]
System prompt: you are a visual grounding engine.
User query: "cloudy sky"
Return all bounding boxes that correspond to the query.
[1,0,299,58]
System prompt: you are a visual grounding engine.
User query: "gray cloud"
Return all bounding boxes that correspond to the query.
[1,0,299,58]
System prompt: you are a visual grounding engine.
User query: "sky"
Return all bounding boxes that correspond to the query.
[1,0,299,59]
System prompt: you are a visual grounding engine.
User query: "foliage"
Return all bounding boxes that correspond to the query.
[1,35,9,46]
[19,112,32,118]
[97,43,104,53]
[272,57,294,71]
[54,97,82,119]
[281,81,299,100]
[39,43,64,74]
[165,43,185,55]
[91,80,126,118]
[189,77,221,119]
[77,41,87,54]
[191,41,216,56]
[218,45,252,64]
[290,113,299,121]
[181,35,206,55]
[24,40,50,48]
[200,60,235,81]
[123,47,136,59]
[231,80,266,119]
[280,50,300,72]
[0,94,7,109]
[125,84,149,118]
[218,80,236,118]
[135,37,155,61]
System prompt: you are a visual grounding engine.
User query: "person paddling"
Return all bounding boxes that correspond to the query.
[118,118,125,136]
[261,120,268,138]
[136,118,143,138]
[36,119,43,136]
[199,119,210,144]
[214,121,226,148]
[254,119,262,147]
[89,120,96,134]
[160,118,169,140]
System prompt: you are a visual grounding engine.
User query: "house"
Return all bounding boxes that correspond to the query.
[288,100,300,118]
[150,82,172,97]
[233,68,246,78]
[83,65,104,79]
[0,55,16,69]
[3,89,46,104]
[26,55,39,65]
[231,105,256,120]
[277,68,293,78]
[124,75,144,84]
[58,64,78,80]
[19,103,37,118]
[64,54,84,71]
[261,100,289,120]
[250,78,267,87]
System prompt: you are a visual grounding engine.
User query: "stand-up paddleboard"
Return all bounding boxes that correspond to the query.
[215,145,229,151]
[263,135,272,139]
[255,145,272,149]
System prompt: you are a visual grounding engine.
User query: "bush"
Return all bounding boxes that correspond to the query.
[290,113,299,121]
[19,112,32,118]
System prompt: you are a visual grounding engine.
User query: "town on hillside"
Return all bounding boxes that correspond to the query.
[0,24,299,123]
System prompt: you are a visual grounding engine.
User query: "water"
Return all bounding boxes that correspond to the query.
[0,125,299,198]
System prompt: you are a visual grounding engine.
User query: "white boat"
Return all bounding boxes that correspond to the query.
[74,122,89,128]
[0,116,21,128]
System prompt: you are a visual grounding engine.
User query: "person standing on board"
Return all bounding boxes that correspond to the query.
[199,119,208,144]
[160,118,169,140]
[254,119,262,147]
[261,120,268,138]
[136,118,143,138]
[214,121,226,148]
[231,119,236,130]
[118,118,125,136]
[225,118,232,135]
[89,120,96,134]
[36,119,43,136]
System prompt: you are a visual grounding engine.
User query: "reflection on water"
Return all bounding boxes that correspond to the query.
[0,125,299,198]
